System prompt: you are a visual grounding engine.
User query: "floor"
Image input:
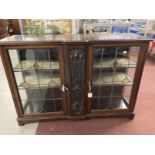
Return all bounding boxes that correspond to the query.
[0,56,38,135]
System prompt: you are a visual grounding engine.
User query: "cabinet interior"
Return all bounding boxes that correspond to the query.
[9,48,63,114]
[91,46,139,111]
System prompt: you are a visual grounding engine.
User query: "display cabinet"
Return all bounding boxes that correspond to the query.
[0,34,150,125]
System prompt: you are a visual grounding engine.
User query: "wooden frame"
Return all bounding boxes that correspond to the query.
[0,34,150,125]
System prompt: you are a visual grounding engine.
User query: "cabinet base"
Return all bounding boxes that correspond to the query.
[17,112,135,126]
[128,113,135,120]
[17,119,25,126]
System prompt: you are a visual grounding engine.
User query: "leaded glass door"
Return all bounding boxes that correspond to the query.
[8,46,66,115]
[87,44,141,113]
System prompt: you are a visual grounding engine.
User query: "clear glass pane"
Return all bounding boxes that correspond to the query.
[8,48,63,114]
[92,46,140,110]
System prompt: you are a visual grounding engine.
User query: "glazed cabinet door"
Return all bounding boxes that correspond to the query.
[65,45,86,116]
[6,46,67,116]
[87,43,146,115]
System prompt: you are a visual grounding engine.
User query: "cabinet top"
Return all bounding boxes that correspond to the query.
[0,33,151,45]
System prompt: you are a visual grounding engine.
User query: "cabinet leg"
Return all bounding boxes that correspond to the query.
[128,113,135,120]
[17,120,25,126]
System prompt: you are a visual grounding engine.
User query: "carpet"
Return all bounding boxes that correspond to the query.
[36,57,155,135]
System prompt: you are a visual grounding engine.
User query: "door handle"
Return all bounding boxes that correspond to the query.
[88,81,93,98]
[61,84,69,92]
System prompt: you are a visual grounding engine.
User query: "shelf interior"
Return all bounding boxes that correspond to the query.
[93,72,133,86]
[93,57,136,68]
[23,99,62,113]
[14,60,59,71]
[18,74,61,89]
[91,96,129,110]
[20,87,63,114]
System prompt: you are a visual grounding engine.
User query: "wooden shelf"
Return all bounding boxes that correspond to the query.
[14,60,59,71]
[93,58,136,68]
[93,72,133,86]
[18,75,61,89]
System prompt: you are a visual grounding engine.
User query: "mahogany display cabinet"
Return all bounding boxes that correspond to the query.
[0,34,150,125]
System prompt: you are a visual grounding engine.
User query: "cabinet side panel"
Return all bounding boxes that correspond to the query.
[129,42,149,112]
[0,46,24,117]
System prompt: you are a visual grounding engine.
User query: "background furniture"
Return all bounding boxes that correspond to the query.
[0,19,9,39]
[0,34,150,125]
[83,22,131,34]
[0,19,21,40]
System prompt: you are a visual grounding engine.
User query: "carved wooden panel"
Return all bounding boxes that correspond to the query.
[68,48,85,114]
